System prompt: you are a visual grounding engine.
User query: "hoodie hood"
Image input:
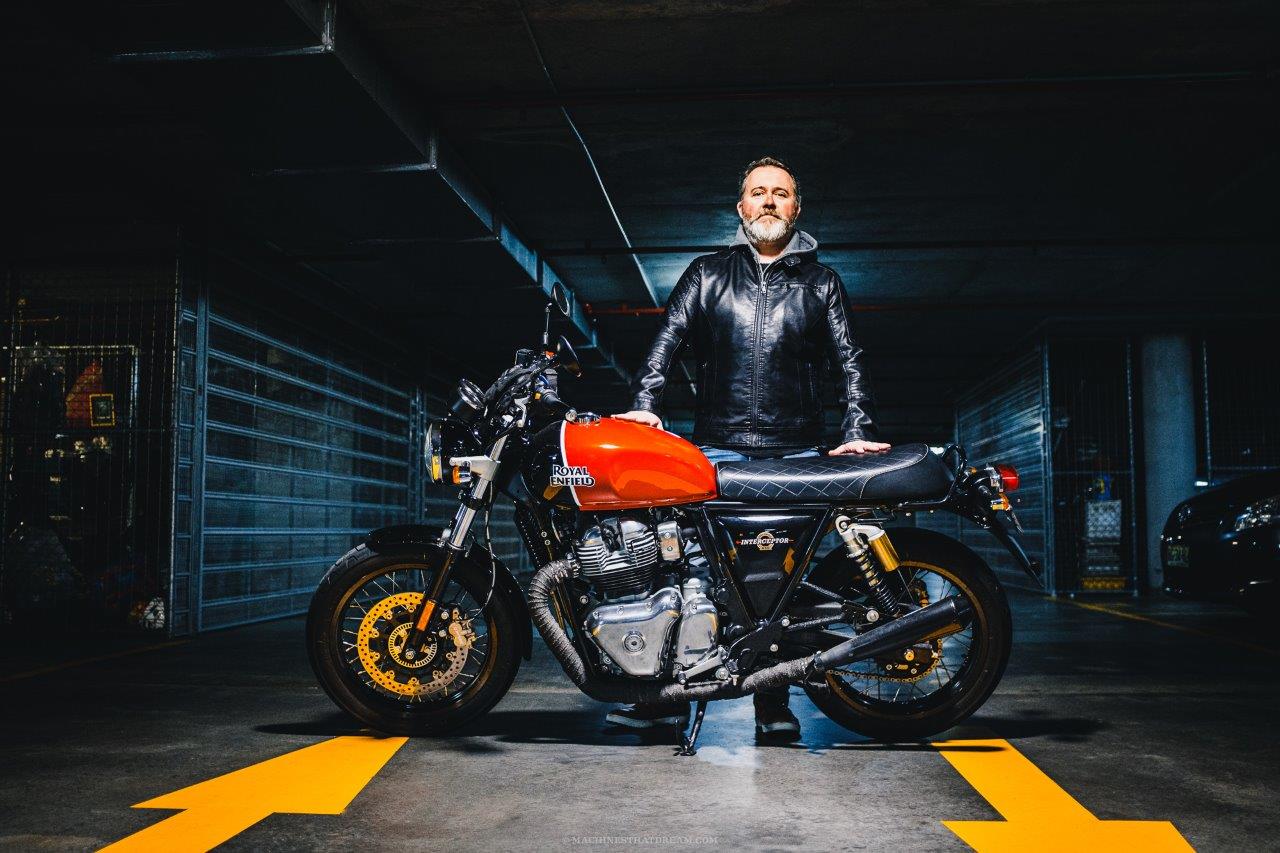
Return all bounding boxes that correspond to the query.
[732,224,818,262]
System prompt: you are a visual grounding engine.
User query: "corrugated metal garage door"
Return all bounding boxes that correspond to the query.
[950,349,1051,590]
[921,337,1139,595]
[173,278,416,632]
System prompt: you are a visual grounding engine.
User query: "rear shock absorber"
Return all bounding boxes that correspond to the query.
[834,515,902,618]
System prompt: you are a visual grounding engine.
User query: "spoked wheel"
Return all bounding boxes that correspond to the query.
[307,543,521,735]
[802,532,1011,741]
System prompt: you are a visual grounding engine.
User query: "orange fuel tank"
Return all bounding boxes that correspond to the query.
[558,417,718,510]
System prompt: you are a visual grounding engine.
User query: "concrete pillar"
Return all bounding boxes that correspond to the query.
[1141,334,1197,590]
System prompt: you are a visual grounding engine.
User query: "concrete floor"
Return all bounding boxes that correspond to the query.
[1,587,1277,852]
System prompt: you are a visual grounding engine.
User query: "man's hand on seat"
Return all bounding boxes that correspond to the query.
[828,439,892,456]
[613,410,663,429]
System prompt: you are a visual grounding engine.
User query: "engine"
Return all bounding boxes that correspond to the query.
[572,515,661,601]
[572,513,722,679]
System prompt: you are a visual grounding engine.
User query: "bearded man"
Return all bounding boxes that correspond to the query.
[608,156,890,742]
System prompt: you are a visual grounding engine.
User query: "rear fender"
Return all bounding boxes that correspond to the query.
[366,525,533,660]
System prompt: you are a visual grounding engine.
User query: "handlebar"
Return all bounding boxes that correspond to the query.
[534,387,574,420]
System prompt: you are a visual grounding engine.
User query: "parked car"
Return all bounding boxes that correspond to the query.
[1162,470,1280,615]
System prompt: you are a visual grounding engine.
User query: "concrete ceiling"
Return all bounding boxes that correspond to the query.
[5,0,1278,441]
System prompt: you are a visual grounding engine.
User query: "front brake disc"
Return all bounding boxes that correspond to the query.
[355,592,475,699]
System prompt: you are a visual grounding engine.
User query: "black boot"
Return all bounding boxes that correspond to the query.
[753,687,800,743]
[606,701,691,729]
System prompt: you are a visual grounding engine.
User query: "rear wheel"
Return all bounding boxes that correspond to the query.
[801,531,1011,741]
[307,543,521,735]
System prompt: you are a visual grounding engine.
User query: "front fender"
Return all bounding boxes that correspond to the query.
[365,525,533,660]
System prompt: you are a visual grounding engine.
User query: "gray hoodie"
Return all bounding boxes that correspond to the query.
[731,224,819,263]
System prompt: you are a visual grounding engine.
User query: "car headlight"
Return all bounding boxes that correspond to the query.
[1234,495,1280,532]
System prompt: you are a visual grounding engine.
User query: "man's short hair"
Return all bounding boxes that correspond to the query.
[738,157,801,205]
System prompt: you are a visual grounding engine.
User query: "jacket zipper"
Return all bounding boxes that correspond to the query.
[751,257,778,447]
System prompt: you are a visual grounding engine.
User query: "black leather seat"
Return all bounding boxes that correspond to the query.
[714,443,953,503]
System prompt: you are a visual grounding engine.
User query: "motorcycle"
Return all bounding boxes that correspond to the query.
[306,285,1039,752]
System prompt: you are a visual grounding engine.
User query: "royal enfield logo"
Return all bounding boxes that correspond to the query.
[737,530,791,552]
[550,464,596,488]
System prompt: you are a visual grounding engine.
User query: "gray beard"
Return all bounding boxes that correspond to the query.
[742,214,792,246]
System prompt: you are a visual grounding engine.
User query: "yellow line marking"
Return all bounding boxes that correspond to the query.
[933,738,1193,851]
[0,640,189,683]
[1062,599,1280,658]
[98,734,408,852]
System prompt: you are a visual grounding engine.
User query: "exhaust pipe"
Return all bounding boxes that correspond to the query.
[526,559,972,704]
[812,595,973,671]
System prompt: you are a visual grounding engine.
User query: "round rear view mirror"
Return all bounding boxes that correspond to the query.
[550,281,571,317]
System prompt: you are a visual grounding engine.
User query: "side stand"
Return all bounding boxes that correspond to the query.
[676,700,708,756]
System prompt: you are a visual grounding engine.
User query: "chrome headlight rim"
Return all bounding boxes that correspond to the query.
[425,420,444,483]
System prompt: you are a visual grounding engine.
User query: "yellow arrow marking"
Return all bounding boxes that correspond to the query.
[933,738,1193,852]
[99,734,407,853]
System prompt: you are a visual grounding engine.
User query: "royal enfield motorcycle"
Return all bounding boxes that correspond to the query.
[307,287,1038,752]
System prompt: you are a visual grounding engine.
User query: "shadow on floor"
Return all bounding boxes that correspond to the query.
[255,712,366,737]
[959,710,1108,742]
[252,707,1106,750]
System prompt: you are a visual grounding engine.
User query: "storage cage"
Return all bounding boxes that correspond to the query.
[0,262,177,631]
[1197,334,1280,485]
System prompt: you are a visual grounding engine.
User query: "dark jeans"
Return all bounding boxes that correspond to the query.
[698,446,821,464]
[693,446,816,709]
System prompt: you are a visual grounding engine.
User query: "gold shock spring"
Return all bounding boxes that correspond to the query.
[835,516,901,616]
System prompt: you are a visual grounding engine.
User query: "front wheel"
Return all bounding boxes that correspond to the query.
[306,543,522,735]
[801,530,1011,741]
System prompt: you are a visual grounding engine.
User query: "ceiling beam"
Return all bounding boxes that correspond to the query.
[162,0,633,382]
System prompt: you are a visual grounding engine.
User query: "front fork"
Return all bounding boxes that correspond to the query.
[403,433,510,656]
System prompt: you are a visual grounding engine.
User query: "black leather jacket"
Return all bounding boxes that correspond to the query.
[631,229,877,450]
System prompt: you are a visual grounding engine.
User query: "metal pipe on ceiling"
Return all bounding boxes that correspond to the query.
[440,70,1268,110]
[585,300,1280,317]
[511,0,659,309]
[548,235,1268,257]
[513,0,692,394]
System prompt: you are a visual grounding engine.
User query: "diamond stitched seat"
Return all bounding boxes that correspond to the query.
[714,443,953,503]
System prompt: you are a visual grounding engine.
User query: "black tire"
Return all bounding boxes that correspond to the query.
[306,543,521,735]
[800,529,1011,741]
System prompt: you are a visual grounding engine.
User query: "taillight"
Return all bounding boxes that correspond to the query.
[994,463,1020,492]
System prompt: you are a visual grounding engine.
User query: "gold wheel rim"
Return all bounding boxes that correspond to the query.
[824,560,983,705]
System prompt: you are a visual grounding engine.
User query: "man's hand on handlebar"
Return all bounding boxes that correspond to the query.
[612,410,663,429]
[828,439,892,455]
